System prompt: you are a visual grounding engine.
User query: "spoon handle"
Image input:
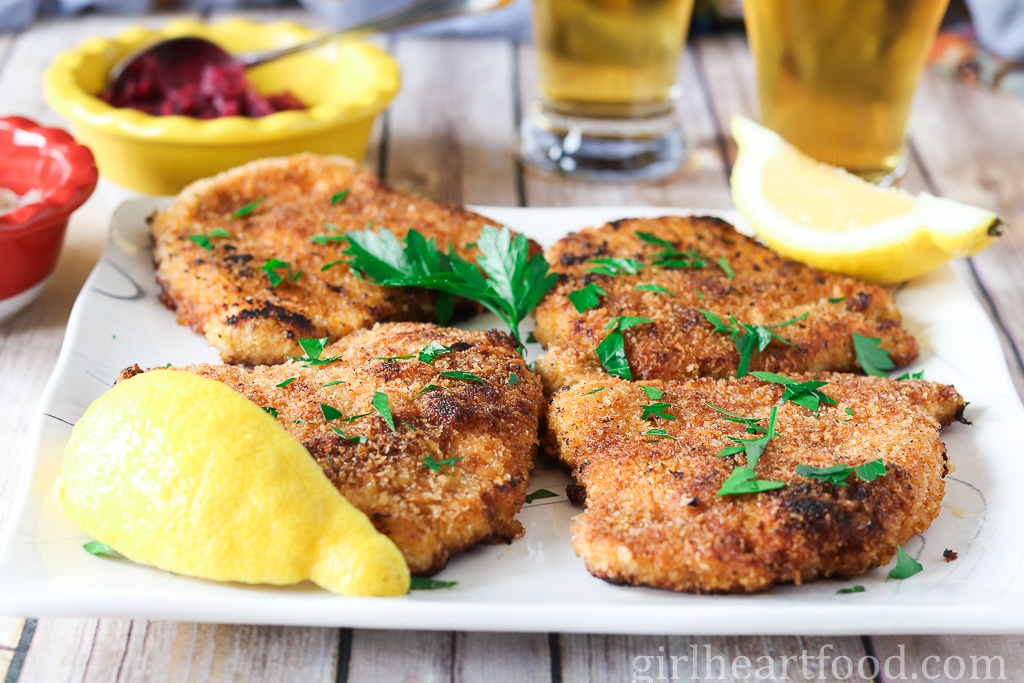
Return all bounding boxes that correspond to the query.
[238,0,512,70]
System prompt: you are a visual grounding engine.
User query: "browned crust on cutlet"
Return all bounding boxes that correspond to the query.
[543,373,964,593]
[121,323,544,575]
[534,216,919,392]
[152,154,527,366]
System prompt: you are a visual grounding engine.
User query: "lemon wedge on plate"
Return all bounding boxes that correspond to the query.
[58,369,409,597]
[729,115,1002,284]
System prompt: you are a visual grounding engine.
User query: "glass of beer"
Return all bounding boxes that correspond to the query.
[520,0,696,180]
[744,0,949,185]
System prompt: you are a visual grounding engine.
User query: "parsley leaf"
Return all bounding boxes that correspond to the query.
[897,370,925,380]
[418,342,452,364]
[343,225,557,345]
[749,371,837,412]
[260,258,303,288]
[188,228,233,250]
[887,546,923,580]
[705,402,769,434]
[853,332,895,377]
[232,197,266,219]
[568,282,608,313]
[320,403,344,421]
[643,428,678,440]
[525,488,559,503]
[584,386,605,395]
[641,402,676,421]
[322,379,346,388]
[639,385,664,401]
[837,585,865,594]
[331,188,350,205]
[330,426,367,444]
[595,316,653,379]
[83,540,117,557]
[320,259,345,272]
[634,283,675,296]
[424,455,461,471]
[508,372,520,386]
[585,257,645,276]
[262,406,279,418]
[418,384,440,394]
[289,337,341,367]
[795,458,887,486]
[828,296,847,304]
[311,234,347,245]
[651,247,705,269]
[371,392,396,432]
[636,231,675,249]
[343,412,371,423]
[854,458,887,482]
[716,256,735,279]
[700,310,807,377]
[374,354,415,361]
[716,466,785,496]
[716,406,778,470]
[276,377,297,388]
[410,577,457,590]
[439,371,487,384]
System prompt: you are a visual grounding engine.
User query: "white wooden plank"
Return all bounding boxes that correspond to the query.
[0,616,25,680]
[348,629,453,682]
[384,37,520,205]
[872,635,1024,682]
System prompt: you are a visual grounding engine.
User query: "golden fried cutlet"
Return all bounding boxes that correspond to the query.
[543,373,965,593]
[534,215,919,392]
[120,323,544,575]
[152,154,524,366]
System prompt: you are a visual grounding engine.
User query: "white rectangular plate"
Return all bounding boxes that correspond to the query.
[1,201,1022,635]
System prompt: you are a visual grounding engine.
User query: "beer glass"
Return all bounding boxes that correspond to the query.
[521,0,696,180]
[744,0,949,184]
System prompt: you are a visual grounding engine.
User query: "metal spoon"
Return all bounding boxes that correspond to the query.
[107,0,512,97]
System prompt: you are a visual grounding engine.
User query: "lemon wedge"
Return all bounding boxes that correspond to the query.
[58,369,409,596]
[730,115,1002,283]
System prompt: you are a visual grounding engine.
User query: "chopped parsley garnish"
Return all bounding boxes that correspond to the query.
[262,406,279,418]
[526,331,538,344]
[188,228,233,250]
[585,257,645,276]
[716,406,778,470]
[634,283,675,296]
[232,197,266,219]
[716,256,735,279]
[508,372,520,386]
[749,371,837,413]
[83,540,117,557]
[795,458,886,486]
[322,379,346,388]
[260,258,303,288]
[311,234,347,245]
[595,315,653,379]
[897,370,925,380]
[439,371,487,384]
[651,248,706,270]
[568,282,608,313]
[852,332,895,377]
[342,225,557,346]
[320,403,344,421]
[525,488,559,503]
[641,402,676,421]
[374,354,415,361]
[828,296,847,304]
[289,337,341,367]
[584,386,605,395]
[320,260,345,272]
[837,585,865,594]
[418,384,440,394]
[643,428,678,441]
[423,455,461,471]
[700,310,807,377]
[342,412,371,423]
[293,419,310,425]
[887,546,923,580]
[636,231,675,248]
[639,385,664,401]
[410,577,457,590]
[705,403,769,434]
[330,426,367,444]
[323,222,339,232]
[276,377,297,388]
[371,392,396,432]
[716,466,785,496]
[331,188,350,205]
[418,342,452,364]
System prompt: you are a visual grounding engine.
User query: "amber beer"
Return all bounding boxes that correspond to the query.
[745,0,949,182]
[532,0,696,119]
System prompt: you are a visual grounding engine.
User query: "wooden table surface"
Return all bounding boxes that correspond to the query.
[2,8,1023,682]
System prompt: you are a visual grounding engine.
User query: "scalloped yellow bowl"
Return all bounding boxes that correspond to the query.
[43,18,400,195]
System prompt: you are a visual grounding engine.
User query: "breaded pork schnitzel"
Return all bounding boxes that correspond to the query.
[543,373,965,593]
[152,154,527,365]
[534,215,919,392]
[121,323,544,575]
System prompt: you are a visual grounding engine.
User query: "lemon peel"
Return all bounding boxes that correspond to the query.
[58,369,409,596]
[730,115,1002,284]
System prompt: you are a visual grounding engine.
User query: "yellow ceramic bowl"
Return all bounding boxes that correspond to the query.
[43,18,400,195]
